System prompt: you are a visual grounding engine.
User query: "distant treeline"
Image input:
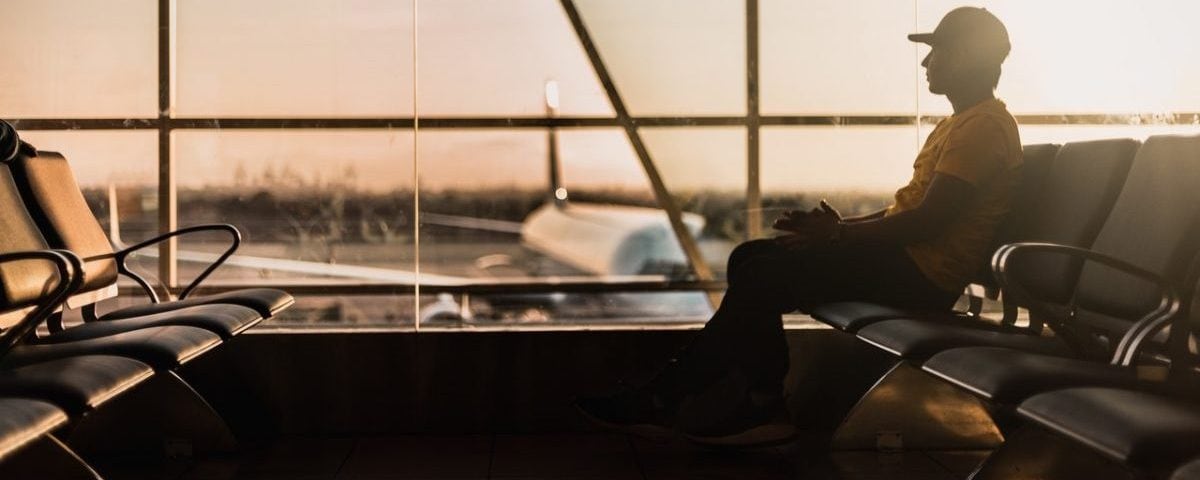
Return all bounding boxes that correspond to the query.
[83,187,894,244]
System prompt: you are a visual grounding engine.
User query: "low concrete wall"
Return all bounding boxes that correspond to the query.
[180,329,895,437]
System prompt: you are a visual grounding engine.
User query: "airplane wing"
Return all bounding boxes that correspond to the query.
[133,249,472,285]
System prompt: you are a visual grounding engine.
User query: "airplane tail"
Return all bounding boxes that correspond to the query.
[545,80,566,208]
[107,183,126,248]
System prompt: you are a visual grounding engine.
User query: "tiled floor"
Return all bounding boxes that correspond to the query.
[90,434,988,480]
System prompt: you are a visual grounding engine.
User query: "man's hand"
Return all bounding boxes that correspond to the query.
[772,200,841,233]
[773,201,842,251]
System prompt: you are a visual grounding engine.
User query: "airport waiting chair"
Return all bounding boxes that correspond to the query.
[0,153,241,468]
[0,247,152,476]
[0,153,228,371]
[1172,458,1200,480]
[807,142,1067,332]
[8,150,293,325]
[1010,388,1200,479]
[0,167,157,414]
[967,275,1200,479]
[914,134,1200,409]
[0,397,68,463]
[825,137,1151,450]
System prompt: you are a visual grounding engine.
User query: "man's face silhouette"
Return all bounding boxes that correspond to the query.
[921,45,955,95]
[921,43,1002,98]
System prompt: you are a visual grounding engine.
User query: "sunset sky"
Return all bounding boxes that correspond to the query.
[4,0,1200,195]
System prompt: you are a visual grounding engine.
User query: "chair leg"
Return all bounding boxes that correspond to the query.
[970,426,1136,480]
[67,371,238,457]
[831,361,1004,451]
[3,434,104,479]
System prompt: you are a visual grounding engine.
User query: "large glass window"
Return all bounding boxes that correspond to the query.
[174,0,415,118]
[917,0,1200,115]
[760,0,917,115]
[574,0,746,116]
[0,0,156,118]
[3,1,1198,329]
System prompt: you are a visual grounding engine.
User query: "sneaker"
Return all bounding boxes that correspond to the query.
[574,387,676,440]
[676,370,796,448]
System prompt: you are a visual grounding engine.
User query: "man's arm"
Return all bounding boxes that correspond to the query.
[776,173,975,249]
[840,173,975,245]
[842,208,888,223]
[774,200,884,232]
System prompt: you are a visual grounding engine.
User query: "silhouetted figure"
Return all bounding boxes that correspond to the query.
[578,7,1021,446]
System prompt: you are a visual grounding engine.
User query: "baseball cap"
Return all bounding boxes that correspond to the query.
[909,7,1010,64]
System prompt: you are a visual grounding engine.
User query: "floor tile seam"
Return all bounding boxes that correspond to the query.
[922,449,991,478]
[624,434,651,480]
[486,433,497,479]
[922,449,954,478]
[334,437,362,478]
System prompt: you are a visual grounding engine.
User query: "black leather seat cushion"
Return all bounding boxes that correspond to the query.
[100,288,294,321]
[1019,387,1200,470]
[1,326,221,371]
[0,397,67,462]
[809,301,952,332]
[0,356,153,415]
[1171,458,1200,480]
[922,347,1141,404]
[856,318,1071,359]
[48,304,261,342]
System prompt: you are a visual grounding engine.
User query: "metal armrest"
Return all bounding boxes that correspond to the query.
[993,242,1181,364]
[0,250,83,356]
[115,223,241,302]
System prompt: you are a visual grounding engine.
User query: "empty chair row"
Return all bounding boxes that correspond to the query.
[0,121,293,475]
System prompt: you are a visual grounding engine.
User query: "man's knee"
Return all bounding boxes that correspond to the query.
[726,255,800,305]
[727,238,782,274]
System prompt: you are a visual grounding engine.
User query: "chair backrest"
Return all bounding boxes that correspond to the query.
[1072,135,1200,342]
[1004,138,1140,304]
[9,152,118,303]
[973,143,1060,289]
[0,160,58,314]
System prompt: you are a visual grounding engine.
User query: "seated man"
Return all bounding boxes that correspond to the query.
[578,7,1022,446]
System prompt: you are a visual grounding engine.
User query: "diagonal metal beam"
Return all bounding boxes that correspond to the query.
[559,0,714,282]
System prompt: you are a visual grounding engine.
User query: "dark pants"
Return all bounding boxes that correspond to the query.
[655,239,959,400]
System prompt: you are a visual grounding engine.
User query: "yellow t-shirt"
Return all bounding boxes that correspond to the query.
[886,98,1022,292]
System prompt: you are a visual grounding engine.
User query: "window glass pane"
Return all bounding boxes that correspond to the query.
[417,128,653,281]
[557,129,649,192]
[416,128,713,324]
[760,0,917,115]
[761,126,918,228]
[174,0,414,117]
[917,0,1200,115]
[416,129,549,286]
[173,130,416,308]
[416,0,611,117]
[574,0,745,116]
[18,130,159,242]
[0,0,157,118]
[642,127,745,276]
